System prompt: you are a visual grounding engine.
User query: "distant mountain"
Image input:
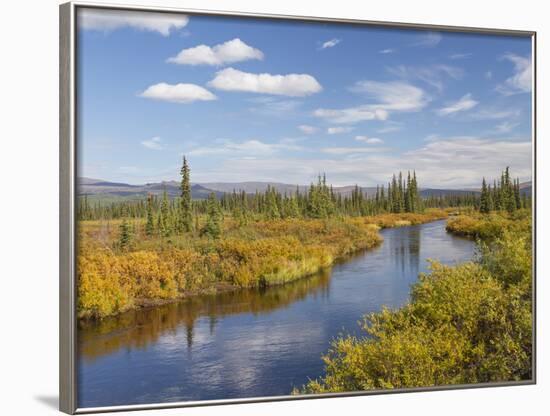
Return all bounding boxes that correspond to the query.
[519,181,532,196]
[77,178,532,201]
[419,188,480,198]
[78,178,223,200]
[201,182,380,197]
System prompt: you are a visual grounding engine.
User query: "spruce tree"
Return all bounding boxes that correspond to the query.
[480,177,490,213]
[118,218,132,250]
[159,189,171,237]
[145,193,155,236]
[178,156,193,233]
[201,192,222,239]
[265,185,281,220]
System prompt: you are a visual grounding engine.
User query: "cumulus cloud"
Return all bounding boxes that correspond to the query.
[78,8,188,36]
[166,38,264,66]
[321,38,341,49]
[379,48,395,54]
[436,93,478,116]
[496,54,532,95]
[208,68,322,97]
[141,136,163,150]
[355,136,384,144]
[412,31,442,47]
[298,125,318,134]
[314,81,427,124]
[327,126,354,135]
[139,83,217,103]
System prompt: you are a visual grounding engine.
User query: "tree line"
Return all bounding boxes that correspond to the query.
[78,158,531,246]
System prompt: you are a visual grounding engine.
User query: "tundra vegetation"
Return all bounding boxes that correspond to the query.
[297,188,532,392]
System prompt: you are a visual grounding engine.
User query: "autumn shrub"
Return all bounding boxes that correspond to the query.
[77,211,445,319]
[298,212,532,394]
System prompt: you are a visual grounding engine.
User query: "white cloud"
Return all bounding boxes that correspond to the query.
[355,136,384,144]
[412,32,442,47]
[321,38,341,49]
[470,107,520,120]
[313,106,388,124]
[496,121,520,133]
[315,81,427,124]
[141,136,164,150]
[208,68,322,97]
[166,38,263,66]
[377,123,402,133]
[327,126,354,135]
[248,97,302,117]
[188,139,302,157]
[196,137,531,188]
[449,53,472,60]
[320,147,388,155]
[298,125,318,134]
[379,48,395,54]
[387,64,463,92]
[351,81,429,111]
[78,8,188,36]
[496,54,532,95]
[140,83,217,103]
[436,93,478,116]
[485,71,493,80]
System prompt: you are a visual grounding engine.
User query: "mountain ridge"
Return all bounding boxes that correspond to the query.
[78,177,532,201]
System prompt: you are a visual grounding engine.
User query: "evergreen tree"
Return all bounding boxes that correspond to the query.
[159,189,171,237]
[201,192,222,239]
[118,218,132,250]
[178,156,193,233]
[145,193,155,236]
[480,178,490,213]
[265,185,281,220]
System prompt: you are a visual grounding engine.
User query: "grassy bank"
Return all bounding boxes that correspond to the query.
[78,209,447,320]
[297,210,532,393]
[446,208,531,240]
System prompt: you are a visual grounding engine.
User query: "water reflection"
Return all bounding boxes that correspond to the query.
[78,220,475,407]
[79,270,331,362]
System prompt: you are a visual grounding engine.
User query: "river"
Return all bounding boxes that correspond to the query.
[77,219,475,408]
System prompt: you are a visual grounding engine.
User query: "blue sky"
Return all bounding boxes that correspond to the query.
[77,7,533,188]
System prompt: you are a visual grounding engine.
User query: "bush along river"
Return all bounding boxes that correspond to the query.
[78,219,475,408]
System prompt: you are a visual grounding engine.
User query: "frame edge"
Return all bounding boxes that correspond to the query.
[60,2,77,414]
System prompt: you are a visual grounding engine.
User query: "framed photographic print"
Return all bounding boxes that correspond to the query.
[59,2,536,413]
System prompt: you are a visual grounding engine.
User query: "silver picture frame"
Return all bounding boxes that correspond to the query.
[59,2,537,413]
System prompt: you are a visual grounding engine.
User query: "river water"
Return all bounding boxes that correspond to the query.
[78,219,475,408]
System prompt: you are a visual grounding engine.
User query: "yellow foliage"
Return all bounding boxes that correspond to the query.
[78,211,446,319]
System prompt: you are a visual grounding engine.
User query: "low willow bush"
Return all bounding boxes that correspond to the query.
[78,210,449,319]
[298,210,532,393]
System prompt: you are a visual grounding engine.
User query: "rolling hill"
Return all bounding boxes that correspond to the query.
[77,178,532,202]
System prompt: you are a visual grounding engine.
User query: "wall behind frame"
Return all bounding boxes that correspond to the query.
[0,0,547,415]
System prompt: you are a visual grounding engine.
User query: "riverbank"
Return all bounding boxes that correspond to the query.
[298,209,532,393]
[78,209,448,320]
